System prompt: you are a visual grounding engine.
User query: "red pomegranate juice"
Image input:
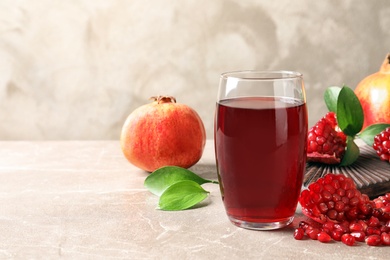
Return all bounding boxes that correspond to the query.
[215,97,308,224]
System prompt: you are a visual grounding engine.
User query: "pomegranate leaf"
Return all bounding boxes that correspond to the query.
[324,86,341,113]
[340,136,360,166]
[357,123,390,146]
[336,86,364,136]
[158,180,209,211]
[145,166,218,196]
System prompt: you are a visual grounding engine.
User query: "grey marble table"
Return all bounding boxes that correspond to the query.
[0,140,387,259]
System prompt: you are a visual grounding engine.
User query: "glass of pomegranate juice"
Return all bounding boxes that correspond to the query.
[214,71,308,230]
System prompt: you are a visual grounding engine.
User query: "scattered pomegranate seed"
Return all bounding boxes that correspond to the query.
[381,232,390,246]
[306,228,321,240]
[317,231,332,243]
[381,232,390,245]
[366,235,382,246]
[350,231,366,242]
[331,230,343,241]
[294,228,305,240]
[341,234,355,246]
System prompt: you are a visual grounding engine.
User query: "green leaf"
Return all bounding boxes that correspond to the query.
[336,86,364,136]
[144,166,218,196]
[158,180,209,211]
[340,136,360,166]
[357,123,390,146]
[324,86,342,113]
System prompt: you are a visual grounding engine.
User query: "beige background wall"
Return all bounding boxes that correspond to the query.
[0,0,389,140]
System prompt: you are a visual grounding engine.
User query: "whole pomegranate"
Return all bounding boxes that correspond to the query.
[120,96,206,172]
[355,54,390,129]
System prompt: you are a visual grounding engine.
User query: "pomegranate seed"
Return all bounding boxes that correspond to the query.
[350,231,366,242]
[366,235,382,246]
[349,222,364,232]
[308,182,322,193]
[372,208,383,218]
[327,201,335,209]
[331,230,344,241]
[310,192,322,204]
[332,179,340,190]
[342,180,353,191]
[359,202,373,215]
[347,208,359,220]
[341,233,355,246]
[346,190,355,200]
[361,194,370,202]
[322,221,334,232]
[382,206,390,213]
[327,209,338,220]
[319,203,328,213]
[332,194,341,203]
[336,188,345,197]
[322,191,333,201]
[375,200,384,208]
[349,196,360,206]
[324,184,336,194]
[298,221,310,230]
[317,231,332,243]
[294,228,305,240]
[341,196,349,205]
[366,227,381,236]
[336,212,345,222]
[357,220,368,232]
[380,225,390,233]
[324,174,334,184]
[334,222,349,233]
[381,232,390,246]
[367,216,380,227]
[306,228,321,240]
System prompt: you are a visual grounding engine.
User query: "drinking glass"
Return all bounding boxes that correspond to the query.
[214,71,308,230]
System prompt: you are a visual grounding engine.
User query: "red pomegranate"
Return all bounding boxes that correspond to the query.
[355,54,390,129]
[120,96,206,172]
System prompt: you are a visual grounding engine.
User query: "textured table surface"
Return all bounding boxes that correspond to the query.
[0,140,388,259]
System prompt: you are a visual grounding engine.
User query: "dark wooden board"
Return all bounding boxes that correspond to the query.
[304,139,390,199]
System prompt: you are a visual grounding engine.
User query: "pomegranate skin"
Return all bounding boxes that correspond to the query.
[120,96,206,172]
[355,54,390,129]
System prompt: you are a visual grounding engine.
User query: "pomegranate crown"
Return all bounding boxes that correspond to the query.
[379,53,390,74]
[150,96,177,104]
